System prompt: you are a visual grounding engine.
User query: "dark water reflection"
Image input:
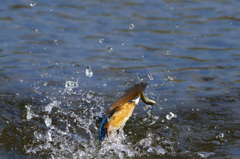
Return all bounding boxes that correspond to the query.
[0,0,240,158]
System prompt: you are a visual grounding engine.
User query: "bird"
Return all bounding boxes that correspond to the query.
[99,82,156,141]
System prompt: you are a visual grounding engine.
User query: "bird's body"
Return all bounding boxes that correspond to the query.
[104,98,138,134]
[99,82,155,141]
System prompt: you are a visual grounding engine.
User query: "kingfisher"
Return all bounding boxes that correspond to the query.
[99,82,156,141]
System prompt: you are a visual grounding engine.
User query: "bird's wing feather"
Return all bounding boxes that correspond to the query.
[105,82,147,117]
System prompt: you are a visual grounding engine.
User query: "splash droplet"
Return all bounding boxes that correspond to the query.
[45,100,60,114]
[99,38,104,43]
[108,47,113,52]
[41,72,47,76]
[87,91,94,99]
[86,66,93,77]
[176,24,179,28]
[121,41,124,45]
[166,50,170,55]
[65,81,78,88]
[166,112,177,120]
[148,73,153,80]
[25,105,39,120]
[129,24,134,29]
[44,115,52,127]
[30,2,36,7]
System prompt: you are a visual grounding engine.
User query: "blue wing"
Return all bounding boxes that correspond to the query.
[99,116,108,141]
[99,110,115,141]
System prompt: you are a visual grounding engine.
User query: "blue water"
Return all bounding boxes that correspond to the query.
[0,0,240,158]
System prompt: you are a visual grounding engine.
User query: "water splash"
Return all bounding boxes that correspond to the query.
[45,100,61,114]
[25,105,39,120]
[22,80,178,158]
[44,115,52,127]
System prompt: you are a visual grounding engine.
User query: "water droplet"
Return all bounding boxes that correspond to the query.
[103,83,107,86]
[99,38,104,43]
[121,41,124,45]
[148,73,153,80]
[176,24,179,28]
[217,133,224,138]
[44,82,47,86]
[87,91,93,99]
[168,76,175,81]
[44,115,52,127]
[54,39,58,43]
[230,23,232,25]
[156,147,166,155]
[44,47,46,49]
[225,91,229,94]
[41,72,47,76]
[50,9,53,11]
[35,29,38,32]
[25,105,39,120]
[166,50,170,55]
[46,130,52,141]
[65,81,78,88]
[86,66,93,77]
[166,112,177,120]
[108,47,113,52]
[149,116,159,126]
[45,100,60,114]
[19,79,23,82]
[193,37,196,39]
[30,2,36,7]
[147,147,153,152]
[129,24,134,29]
[166,114,171,120]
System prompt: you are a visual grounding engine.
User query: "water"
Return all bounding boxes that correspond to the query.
[85,66,93,78]
[1,0,240,158]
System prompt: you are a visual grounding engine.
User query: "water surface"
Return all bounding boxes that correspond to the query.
[0,0,240,158]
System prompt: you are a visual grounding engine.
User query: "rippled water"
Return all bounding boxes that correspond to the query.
[1,0,240,158]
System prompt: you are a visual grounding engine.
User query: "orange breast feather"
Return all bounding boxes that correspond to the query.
[105,102,135,133]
